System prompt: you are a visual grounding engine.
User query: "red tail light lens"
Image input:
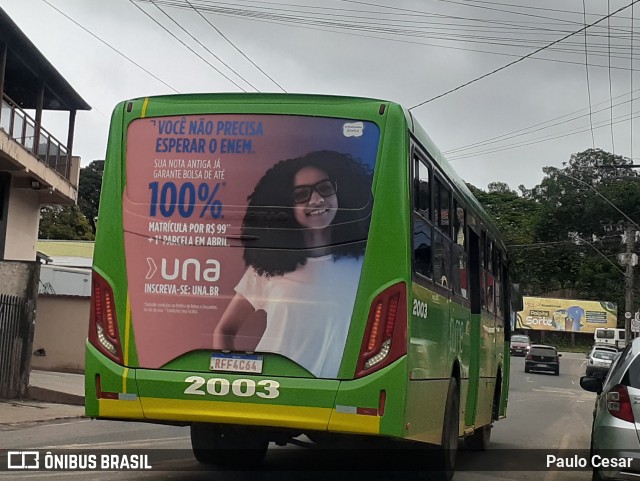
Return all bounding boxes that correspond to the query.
[355,283,407,378]
[88,271,123,364]
[607,384,635,423]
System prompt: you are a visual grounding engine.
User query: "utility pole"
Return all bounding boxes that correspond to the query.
[622,224,637,342]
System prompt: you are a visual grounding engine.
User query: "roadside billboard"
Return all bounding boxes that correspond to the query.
[516,297,617,333]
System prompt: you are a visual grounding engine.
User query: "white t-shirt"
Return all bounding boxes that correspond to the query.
[235,255,363,378]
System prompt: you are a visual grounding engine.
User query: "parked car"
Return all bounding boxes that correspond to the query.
[524,344,561,375]
[586,344,620,379]
[510,334,531,356]
[580,339,640,480]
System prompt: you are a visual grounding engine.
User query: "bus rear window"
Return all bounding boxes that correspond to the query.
[121,114,380,377]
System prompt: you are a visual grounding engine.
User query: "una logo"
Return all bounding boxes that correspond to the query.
[146,257,221,282]
[8,451,39,469]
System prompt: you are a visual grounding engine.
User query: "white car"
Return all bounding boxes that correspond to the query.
[586,344,620,379]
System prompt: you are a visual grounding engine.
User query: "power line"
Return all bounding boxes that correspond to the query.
[408,0,640,110]
[632,2,636,162]
[608,0,616,154]
[185,0,287,92]
[446,109,640,161]
[129,0,250,91]
[444,91,640,157]
[40,0,180,93]
[582,0,595,149]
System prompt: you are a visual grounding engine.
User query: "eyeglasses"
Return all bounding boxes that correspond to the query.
[292,178,337,204]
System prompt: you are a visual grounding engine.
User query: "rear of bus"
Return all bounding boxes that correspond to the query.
[85,94,413,461]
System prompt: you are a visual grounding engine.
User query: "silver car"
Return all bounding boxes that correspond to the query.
[581,338,640,480]
[585,344,620,379]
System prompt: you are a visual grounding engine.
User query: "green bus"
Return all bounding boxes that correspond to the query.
[86,93,520,478]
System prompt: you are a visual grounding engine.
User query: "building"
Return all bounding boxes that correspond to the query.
[32,240,93,373]
[0,7,91,397]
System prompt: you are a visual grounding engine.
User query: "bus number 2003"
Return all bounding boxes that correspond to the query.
[184,376,280,399]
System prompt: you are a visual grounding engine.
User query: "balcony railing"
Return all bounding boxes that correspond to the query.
[0,94,71,181]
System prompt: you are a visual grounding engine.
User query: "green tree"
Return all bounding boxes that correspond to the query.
[469,183,544,293]
[78,160,104,234]
[39,205,94,240]
[522,149,640,322]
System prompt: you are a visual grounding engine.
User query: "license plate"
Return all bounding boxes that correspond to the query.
[536,363,548,368]
[210,353,263,374]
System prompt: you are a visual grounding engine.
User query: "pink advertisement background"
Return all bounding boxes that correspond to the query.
[123,114,378,368]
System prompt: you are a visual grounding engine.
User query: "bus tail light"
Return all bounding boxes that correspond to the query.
[607,384,635,423]
[355,282,407,378]
[88,271,123,364]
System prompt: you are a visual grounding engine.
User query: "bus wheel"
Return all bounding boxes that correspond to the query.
[190,423,268,467]
[434,377,459,481]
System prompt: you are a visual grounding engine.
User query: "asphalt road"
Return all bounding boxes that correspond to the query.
[0,352,596,481]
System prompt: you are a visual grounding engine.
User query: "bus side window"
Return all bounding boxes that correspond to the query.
[413,216,432,279]
[480,231,487,308]
[485,240,495,313]
[434,178,451,237]
[414,158,431,220]
[495,251,503,321]
[433,230,451,288]
[452,200,468,298]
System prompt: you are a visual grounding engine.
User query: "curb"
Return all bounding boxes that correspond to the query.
[26,386,85,406]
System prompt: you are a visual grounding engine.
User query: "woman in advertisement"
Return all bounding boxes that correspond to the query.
[213,150,374,378]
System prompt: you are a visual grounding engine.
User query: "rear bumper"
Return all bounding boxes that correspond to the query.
[585,366,610,379]
[85,343,407,438]
[525,361,559,372]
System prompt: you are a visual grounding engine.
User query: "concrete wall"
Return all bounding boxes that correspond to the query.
[31,295,88,373]
[4,188,39,261]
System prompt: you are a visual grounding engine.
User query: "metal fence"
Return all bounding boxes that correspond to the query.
[0,261,40,399]
[0,295,31,398]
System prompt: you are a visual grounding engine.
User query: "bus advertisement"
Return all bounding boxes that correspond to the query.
[86,94,519,479]
[516,296,617,333]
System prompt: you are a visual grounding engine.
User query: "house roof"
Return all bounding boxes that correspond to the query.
[0,8,91,111]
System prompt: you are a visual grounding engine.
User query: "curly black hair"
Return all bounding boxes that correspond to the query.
[242,150,374,276]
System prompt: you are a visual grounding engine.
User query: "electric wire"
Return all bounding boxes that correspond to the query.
[608,0,616,154]
[444,91,640,155]
[633,3,636,161]
[184,0,287,92]
[129,0,250,91]
[151,0,261,91]
[447,109,640,161]
[40,0,180,93]
[409,0,640,110]
[583,0,596,149]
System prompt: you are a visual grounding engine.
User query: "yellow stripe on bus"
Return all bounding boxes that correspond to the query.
[328,411,380,435]
[100,397,380,435]
[99,398,144,419]
[141,97,150,118]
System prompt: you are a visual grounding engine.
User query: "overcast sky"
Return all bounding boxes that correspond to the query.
[2,0,639,190]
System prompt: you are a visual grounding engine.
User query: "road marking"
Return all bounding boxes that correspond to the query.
[35,436,189,449]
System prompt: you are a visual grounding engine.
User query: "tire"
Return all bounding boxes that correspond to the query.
[190,423,268,467]
[524,366,530,373]
[554,368,559,376]
[434,377,459,481]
